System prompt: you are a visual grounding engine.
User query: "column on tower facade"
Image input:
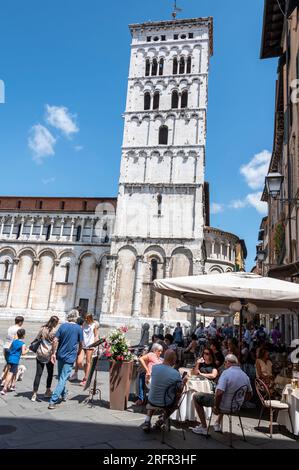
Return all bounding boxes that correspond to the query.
[89,218,94,243]
[70,260,81,309]
[60,218,65,239]
[48,258,60,310]
[9,217,15,239]
[0,217,5,238]
[27,258,40,309]
[29,217,35,239]
[69,218,75,242]
[39,218,44,239]
[7,258,20,307]
[161,257,171,320]
[49,218,55,240]
[101,255,117,316]
[132,255,144,317]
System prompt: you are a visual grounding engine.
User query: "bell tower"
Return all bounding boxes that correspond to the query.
[102,16,213,324]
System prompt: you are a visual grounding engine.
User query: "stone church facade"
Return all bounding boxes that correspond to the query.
[0,17,246,325]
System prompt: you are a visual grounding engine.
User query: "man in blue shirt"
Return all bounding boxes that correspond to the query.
[48,310,83,409]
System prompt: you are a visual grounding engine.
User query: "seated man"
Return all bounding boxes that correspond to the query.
[142,350,187,432]
[192,354,252,435]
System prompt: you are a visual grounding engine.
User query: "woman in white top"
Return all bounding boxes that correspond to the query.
[78,313,98,386]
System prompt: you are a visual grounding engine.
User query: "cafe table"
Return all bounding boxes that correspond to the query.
[171,373,213,422]
[277,384,299,435]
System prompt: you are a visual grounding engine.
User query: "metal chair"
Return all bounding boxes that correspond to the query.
[206,385,248,448]
[146,380,187,444]
[255,378,294,438]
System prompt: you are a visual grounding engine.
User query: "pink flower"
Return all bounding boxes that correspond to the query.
[120,326,128,333]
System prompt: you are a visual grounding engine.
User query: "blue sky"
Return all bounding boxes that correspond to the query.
[0,0,277,269]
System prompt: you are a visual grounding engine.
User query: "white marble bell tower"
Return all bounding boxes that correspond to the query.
[101,16,214,326]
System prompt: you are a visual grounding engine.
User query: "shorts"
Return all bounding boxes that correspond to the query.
[8,363,18,375]
[193,392,214,407]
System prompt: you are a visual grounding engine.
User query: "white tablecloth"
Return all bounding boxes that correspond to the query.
[277,385,299,435]
[171,376,212,422]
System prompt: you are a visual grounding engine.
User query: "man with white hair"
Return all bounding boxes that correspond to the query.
[48,309,83,409]
[192,354,252,435]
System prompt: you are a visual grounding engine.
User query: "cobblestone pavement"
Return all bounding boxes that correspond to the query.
[0,320,298,449]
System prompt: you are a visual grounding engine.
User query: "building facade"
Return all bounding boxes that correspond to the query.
[0,16,246,325]
[257,0,299,342]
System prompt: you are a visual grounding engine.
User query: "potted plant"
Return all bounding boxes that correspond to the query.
[105,327,136,410]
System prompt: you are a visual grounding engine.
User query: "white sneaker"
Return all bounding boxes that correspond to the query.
[192,426,208,435]
[191,424,203,431]
[31,393,37,402]
[69,372,78,381]
[213,423,222,433]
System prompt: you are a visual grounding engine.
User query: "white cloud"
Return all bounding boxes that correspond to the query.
[246,192,268,214]
[28,124,56,164]
[240,150,271,190]
[229,199,247,209]
[210,203,225,215]
[45,105,79,137]
[74,145,83,152]
[42,176,56,185]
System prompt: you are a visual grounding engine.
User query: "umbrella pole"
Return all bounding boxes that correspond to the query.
[239,300,245,361]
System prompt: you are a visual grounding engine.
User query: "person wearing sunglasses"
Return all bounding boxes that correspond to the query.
[191,348,218,435]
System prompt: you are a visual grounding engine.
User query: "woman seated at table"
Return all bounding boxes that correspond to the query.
[135,343,163,406]
[192,348,218,383]
[256,347,276,395]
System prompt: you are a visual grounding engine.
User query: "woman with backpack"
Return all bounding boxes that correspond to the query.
[31,315,59,402]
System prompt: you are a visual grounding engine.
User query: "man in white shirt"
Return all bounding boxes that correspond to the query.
[1,316,24,383]
[213,354,252,432]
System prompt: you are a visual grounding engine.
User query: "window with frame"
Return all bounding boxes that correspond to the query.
[173,57,178,75]
[144,92,151,110]
[159,126,168,145]
[153,92,160,110]
[171,90,179,109]
[181,90,188,108]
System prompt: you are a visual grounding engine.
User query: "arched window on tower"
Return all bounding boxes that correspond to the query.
[3,260,9,280]
[181,90,188,108]
[173,57,178,75]
[144,92,151,110]
[76,225,82,242]
[187,56,192,74]
[151,58,158,76]
[153,92,160,110]
[65,263,70,283]
[145,59,150,76]
[151,259,158,282]
[159,126,168,145]
[171,90,179,109]
[179,57,185,74]
[159,58,164,76]
[157,193,162,216]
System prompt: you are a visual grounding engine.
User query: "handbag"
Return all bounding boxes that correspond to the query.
[29,333,42,353]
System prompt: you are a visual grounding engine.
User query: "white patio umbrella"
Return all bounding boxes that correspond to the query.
[154,272,299,311]
[154,272,299,352]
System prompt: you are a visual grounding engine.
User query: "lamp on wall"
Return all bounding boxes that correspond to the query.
[265,172,284,198]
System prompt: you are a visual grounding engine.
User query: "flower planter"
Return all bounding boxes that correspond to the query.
[109,360,133,410]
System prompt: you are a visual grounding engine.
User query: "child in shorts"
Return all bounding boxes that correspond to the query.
[1,329,28,395]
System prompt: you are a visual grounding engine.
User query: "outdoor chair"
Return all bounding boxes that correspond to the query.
[146,380,187,444]
[255,378,294,438]
[206,384,248,448]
